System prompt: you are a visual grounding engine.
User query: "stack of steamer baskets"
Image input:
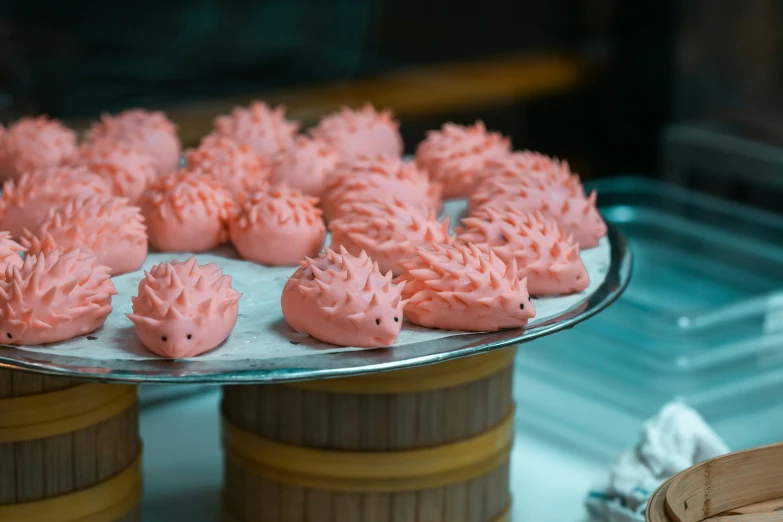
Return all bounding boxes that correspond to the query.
[0,371,141,521]
[222,349,516,522]
[0,103,631,522]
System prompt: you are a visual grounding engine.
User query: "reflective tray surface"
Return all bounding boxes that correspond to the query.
[0,226,630,384]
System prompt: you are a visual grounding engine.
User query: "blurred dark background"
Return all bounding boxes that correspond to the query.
[1,0,782,210]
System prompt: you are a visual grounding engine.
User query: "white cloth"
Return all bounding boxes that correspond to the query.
[585,402,729,522]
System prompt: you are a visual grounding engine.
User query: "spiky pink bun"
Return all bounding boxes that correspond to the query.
[310,104,403,161]
[0,249,116,345]
[415,121,511,199]
[85,109,181,175]
[469,175,606,249]
[0,232,24,276]
[0,166,113,238]
[468,167,575,215]
[281,246,407,347]
[21,196,148,276]
[185,134,270,197]
[394,242,535,332]
[474,151,586,196]
[321,154,442,222]
[455,206,588,296]
[127,257,241,358]
[229,184,325,266]
[72,139,156,203]
[140,169,236,252]
[213,101,299,161]
[329,198,453,276]
[269,135,339,198]
[0,117,77,183]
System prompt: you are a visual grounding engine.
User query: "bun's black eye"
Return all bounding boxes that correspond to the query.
[394,317,399,322]
[519,304,525,310]
[6,333,11,339]
[375,319,380,325]
[161,336,167,341]
[187,334,192,340]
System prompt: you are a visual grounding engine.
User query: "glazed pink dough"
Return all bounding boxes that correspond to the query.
[394,242,535,332]
[185,134,270,198]
[213,101,299,161]
[0,232,24,276]
[455,206,589,296]
[473,151,586,197]
[329,198,452,276]
[21,196,148,276]
[72,139,156,203]
[127,257,241,358]
[140,170,236,252]
[85,109,181,175]
[230,184,325,266]
[281,246,407,348]
[415,120,511,199]
[0,166,113,238]
[0,117,77,182]
[310,104,404,161]
[469,175,607,249]
[269,135,339,198]
[469,170,575,216]
[0,249,116,345]
[321,154,442,222]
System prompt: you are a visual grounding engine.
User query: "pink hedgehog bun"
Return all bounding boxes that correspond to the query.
[0,165,113,238]
[329,198,452,276]
[322,154,441,221]
[0,232,24,276]
[455,206,589,296]
[140,169,236,252]
[394,242,535,332]
[475,151,585,196]
[85,109,181,175]
[281,246,407,348]
[127,257,241,358]
[469,175,606,249]
[0,117,77,182]
[21,196,148,276]
[269,135,339,198]
[310,104,404,161]
[415,121,511,199]
[73,139,156,203]
[468,169,574,215]
[185,134,270,197]
[0,249,116,345]
[213,101,299,161]
[229,184,325,266]
[551,191,607,249]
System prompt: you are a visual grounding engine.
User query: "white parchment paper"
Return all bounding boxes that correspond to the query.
[13,201,610,361]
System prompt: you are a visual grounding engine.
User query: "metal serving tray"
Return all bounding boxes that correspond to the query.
[0,204,630,385]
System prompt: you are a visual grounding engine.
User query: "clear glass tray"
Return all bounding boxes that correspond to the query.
[516,176,783,456]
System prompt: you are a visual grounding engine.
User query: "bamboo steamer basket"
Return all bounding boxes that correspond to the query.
[646,443,783,522]
[0,370,142,522]
[221,347,517,522]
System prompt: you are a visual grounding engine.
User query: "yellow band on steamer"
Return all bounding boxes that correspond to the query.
[287,347,516,394]
[223,408,514,493]
[0,454,142,522]
[0,384,137,443]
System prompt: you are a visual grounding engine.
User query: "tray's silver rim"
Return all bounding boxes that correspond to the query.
[0,224,631,384]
